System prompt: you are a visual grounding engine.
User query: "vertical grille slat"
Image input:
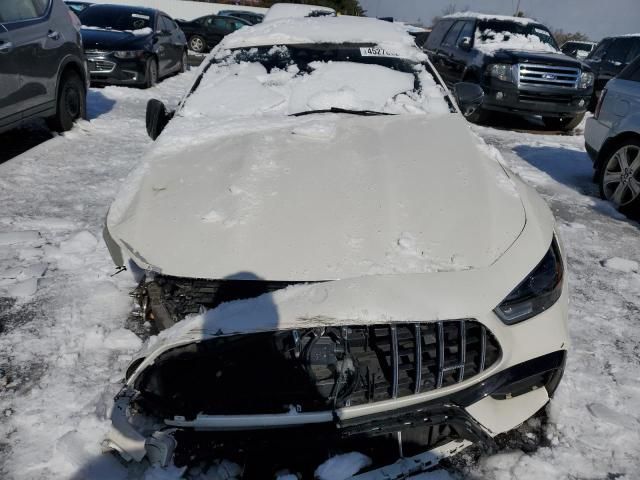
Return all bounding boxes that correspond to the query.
[436,322,444,389]
[480,325,487,372]
[458,320,466,382]
[414,324,422,394]
[390,325,399,399]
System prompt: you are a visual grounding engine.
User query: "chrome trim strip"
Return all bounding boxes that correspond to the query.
[458,320,466,382]
[390,324,399,399]
[480,325,487,372]
[436,321,444,388]
[414,324,422,394]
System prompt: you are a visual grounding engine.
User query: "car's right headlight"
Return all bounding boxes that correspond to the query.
[579,71,594,89]
[488,63,514,82]
[114,50,145,59]
[495,238,564,325]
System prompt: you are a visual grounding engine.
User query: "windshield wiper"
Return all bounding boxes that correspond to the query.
[292,107,393,117]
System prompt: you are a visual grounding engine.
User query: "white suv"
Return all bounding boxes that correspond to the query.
[585,55,640,217]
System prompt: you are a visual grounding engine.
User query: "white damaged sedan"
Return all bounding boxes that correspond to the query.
[103,15,569,478]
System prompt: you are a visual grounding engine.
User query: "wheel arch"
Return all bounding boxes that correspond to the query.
[596,130,640,171]
[54,56,87,118]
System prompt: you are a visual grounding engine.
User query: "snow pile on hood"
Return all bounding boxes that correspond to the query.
[81,25,153,36]
[444,11,537,25]
[475,29,558,53]
[219,16,426,62]
[180,57,448,118]
[263,3,335,22]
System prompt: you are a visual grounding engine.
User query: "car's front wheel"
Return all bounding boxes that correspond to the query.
[598,139,640,217]
[47,71,86,132]
[543,113,584,132]
[189,35,206,53]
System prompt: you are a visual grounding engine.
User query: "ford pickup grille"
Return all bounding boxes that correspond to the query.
[517,63,580,88]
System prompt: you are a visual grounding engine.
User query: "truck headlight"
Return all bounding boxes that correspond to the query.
[489,63,513,82]
[579,71,594,89]
[114,50,145,59]
[495,238,564,325]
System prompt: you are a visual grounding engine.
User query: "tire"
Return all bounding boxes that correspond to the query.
[180,50,188,73]
[46,70,86,132]
[144,57,158,89]
[542,113,584,132]
[189,35,206,54]
[597,138,640,218]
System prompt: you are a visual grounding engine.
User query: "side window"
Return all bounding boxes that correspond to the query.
[232,20,245,30]
[442,21,465,47]
[32,0,49,16]
[625,38,640,64]
[212,17,228,29]
[0,0,48,23]
[161,16,174,32]
[589,40,609,60]
[425,20,453,50]
[605,39,631,65]
[457,21,475,45]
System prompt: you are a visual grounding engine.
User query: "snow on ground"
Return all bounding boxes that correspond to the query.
[0,70,639,480]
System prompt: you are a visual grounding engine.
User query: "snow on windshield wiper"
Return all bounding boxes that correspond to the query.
[292,107,393,117]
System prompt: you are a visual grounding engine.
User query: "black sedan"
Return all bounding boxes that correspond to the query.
[78,4,187,88]
[176,15,250,54]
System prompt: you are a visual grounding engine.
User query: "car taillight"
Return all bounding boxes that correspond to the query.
[594,89,607,119]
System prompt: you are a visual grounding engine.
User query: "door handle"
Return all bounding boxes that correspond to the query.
[0,41,13,53]
[47,30,60,40]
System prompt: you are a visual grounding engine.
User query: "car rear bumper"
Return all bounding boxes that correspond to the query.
[482,82,591,118]
[86,53,148,86]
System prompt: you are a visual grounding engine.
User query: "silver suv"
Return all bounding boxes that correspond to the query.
[585,55,640,217]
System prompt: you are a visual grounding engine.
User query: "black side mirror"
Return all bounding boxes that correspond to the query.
[457,36,472,51]
[452,82,484,116]
[146,99,174,140]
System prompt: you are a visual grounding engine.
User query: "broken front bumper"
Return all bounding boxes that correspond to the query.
[104,347,566,475]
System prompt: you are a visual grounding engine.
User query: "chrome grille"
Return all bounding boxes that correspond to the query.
[345,320,501,406]
[517,63,580,88]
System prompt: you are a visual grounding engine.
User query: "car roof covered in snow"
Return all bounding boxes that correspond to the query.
[263,3,335,22]
[218,15,426,61]
[443,11,539,25]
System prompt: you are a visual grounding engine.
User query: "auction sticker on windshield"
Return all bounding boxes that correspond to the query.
[360,47,400,57]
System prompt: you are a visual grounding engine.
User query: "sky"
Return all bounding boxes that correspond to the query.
[359,0,640,41]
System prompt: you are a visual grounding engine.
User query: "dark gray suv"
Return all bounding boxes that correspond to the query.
[0,0,88,134]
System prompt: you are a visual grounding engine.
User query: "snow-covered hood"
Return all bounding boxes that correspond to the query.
[107,114,525,281]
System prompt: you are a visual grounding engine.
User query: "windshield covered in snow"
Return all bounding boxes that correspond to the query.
[476,20,559,53]
[181,44,452,118]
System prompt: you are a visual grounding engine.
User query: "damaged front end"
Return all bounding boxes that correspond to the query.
[104,274,567,478]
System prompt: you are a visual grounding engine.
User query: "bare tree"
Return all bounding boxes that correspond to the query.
[553,29,590,45]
